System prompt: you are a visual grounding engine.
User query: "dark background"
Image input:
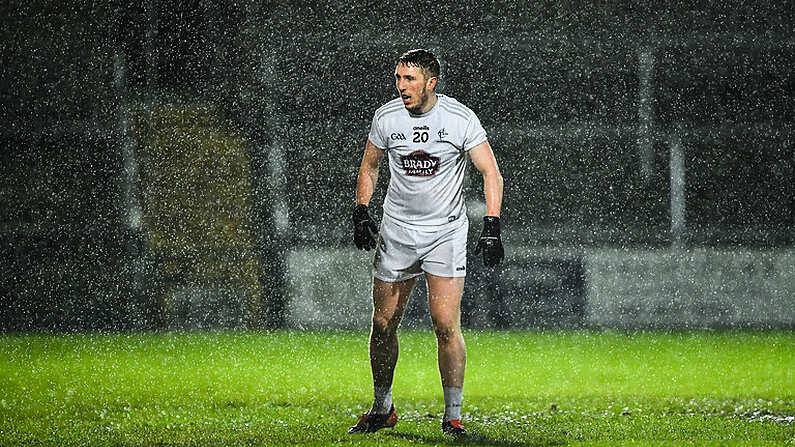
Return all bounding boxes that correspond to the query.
[1,0,792,331]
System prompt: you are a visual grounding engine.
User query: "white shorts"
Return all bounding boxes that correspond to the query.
[372,215,469,282]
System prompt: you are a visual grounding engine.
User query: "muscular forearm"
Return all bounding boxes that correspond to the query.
[356,166,379,205]
[356,140,384,206]
[468,141,502,218]
[482,170,503,218]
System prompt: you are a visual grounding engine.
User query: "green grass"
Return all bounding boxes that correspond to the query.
[0,330,793,446]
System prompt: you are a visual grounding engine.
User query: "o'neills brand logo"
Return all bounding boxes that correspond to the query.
[400,150,440,177]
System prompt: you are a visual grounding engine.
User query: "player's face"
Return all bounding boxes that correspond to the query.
[395,63,437,114]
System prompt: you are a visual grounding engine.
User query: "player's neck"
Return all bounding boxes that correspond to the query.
[414,93,438,115]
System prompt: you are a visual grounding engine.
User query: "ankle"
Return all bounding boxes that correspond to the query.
[442,386,463,422]
[371,385,393,414]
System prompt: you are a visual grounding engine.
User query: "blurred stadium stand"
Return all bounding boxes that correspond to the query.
[1,1,792,330]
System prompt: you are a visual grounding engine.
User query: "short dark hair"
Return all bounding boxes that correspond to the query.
[397,49,440,80]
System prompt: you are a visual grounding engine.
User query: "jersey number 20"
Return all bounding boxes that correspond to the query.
[413,131,429,143]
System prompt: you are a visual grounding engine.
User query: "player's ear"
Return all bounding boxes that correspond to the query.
[426,76,437,91]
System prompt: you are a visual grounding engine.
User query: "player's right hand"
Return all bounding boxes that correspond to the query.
[353,204,379,250]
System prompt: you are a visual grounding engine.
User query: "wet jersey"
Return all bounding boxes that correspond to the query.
[368,94,487,230]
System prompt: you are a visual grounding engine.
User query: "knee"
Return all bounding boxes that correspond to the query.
[433,321,459,343]
[372,314,399,336]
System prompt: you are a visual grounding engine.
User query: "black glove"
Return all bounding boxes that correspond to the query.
[474,216,504,267]
[353,204,379,250]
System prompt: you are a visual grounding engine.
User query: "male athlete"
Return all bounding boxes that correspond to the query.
[350,49,504,436]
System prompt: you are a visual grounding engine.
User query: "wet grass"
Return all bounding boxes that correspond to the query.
[0,330,793,446]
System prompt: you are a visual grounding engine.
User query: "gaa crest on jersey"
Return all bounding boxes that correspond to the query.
[400,150,440,177]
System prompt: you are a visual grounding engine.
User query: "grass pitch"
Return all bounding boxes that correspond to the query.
[0,330,793,446]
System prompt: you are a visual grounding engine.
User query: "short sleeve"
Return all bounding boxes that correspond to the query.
[462,113,488,151]
[368,113,387,150]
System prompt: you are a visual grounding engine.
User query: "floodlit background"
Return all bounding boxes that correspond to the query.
[1,0,793,332]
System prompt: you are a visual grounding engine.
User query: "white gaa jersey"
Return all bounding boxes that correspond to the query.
[368,94,487,229]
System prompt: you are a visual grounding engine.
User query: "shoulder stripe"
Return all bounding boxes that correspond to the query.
[376,106,405,121]
[376,97,402,109]
[440,98,473,116]
[441,104,472,120]
[375,101,405,121]
[439,103,471,122]
[374,98,402,112]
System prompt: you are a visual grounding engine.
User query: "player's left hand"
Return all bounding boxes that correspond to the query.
[474,216,504,267]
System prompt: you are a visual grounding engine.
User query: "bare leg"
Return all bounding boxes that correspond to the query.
[370,276,416,389]
[425,273,466,388]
